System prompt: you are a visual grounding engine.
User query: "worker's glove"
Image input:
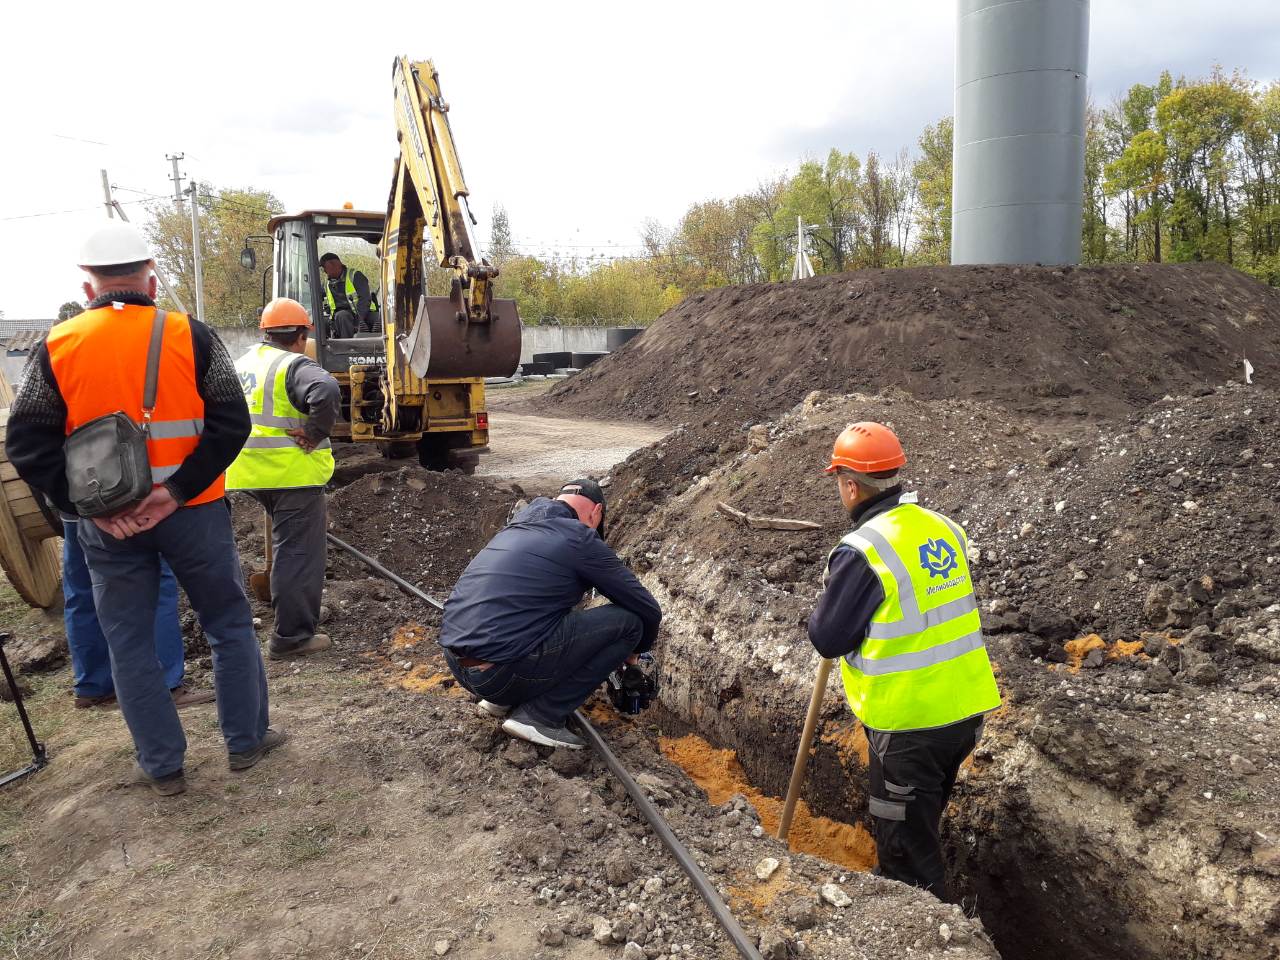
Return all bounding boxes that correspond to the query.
[606,653,659,715]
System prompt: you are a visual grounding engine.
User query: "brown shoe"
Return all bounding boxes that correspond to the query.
[229,728,289,771]
[74,692,118,710]
[126,763,187,797]
[267,634,332,661]
[171,683,216,709]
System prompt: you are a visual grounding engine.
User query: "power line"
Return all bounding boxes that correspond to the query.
[0,199,149,223]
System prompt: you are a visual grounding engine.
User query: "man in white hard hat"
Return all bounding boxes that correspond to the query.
[6,222,285,796]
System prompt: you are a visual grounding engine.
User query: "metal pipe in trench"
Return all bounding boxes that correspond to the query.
[325,533,444,611]
[574,710,765,960]
[324,536,764,960]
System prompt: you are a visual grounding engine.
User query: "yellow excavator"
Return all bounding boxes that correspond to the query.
[263,57,521,470]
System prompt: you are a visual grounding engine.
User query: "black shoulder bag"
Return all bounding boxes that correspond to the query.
[64,309,167,518]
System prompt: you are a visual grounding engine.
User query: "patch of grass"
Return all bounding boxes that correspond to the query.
[1225,787,1251,804]
[146,859,177,879]
[726,472,745,491]
[0,908,63,955]
[239,824,269,847]
[0,670,74,774]
[279,821,336,865]
[0,580,29,631]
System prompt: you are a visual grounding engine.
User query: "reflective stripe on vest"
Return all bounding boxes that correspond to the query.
[45,304,225,507]
[324,270,377,315]
[226,344,335,491]
[831,499,1001,732]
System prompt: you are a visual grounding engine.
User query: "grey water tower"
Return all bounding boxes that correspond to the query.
[951,0,1090,265]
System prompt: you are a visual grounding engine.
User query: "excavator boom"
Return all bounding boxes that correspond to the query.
[385,57,521,380]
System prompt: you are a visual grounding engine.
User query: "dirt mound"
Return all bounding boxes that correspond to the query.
[544,263,1279,423]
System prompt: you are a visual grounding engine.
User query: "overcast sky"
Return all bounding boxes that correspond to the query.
[2,0,1277,318]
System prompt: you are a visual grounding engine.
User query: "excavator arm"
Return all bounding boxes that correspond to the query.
[383,57,521,381]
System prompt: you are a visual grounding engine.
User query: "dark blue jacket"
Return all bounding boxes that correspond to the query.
[440,498,662,662]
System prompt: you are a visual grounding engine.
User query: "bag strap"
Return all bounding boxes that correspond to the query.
[141,309,167,429]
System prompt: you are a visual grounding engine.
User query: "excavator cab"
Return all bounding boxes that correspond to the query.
[266,208,500,470]
[270,209,385,375]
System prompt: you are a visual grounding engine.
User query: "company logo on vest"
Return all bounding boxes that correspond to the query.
[918,537,958,579]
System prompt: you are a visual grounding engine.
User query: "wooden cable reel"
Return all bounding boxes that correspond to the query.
[0,369,62,608]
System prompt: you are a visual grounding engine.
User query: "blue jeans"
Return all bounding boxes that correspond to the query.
[63,520,184,697]
[78,501,269,779]
[444,604,643,727]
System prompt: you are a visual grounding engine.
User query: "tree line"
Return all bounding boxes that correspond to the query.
[71,63,1273,328]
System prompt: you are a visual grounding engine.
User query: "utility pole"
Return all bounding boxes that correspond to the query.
[187,183,205,323]
[106,197,189,314]
[166,153,186,210]
[791,216,815,281]
[100,169,114,218]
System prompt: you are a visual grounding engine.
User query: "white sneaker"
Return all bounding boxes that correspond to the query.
[501,710,585,750]
[476,699,511,719]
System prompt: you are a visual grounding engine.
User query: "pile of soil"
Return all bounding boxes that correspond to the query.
[544,263,1280,424]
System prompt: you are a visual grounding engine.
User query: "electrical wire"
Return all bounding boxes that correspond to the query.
[0,199,149,223]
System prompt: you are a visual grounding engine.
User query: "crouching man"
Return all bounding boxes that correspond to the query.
[440,479,661,749]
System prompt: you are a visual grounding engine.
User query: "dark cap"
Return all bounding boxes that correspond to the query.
[560,478,607,539]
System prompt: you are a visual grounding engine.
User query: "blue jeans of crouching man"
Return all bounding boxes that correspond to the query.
[77,501,270,779]
[444,604,643,726]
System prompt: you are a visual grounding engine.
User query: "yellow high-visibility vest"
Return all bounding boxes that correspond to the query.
[226,343,335,491]
[324,271,377,315]
[831,495,1001,732]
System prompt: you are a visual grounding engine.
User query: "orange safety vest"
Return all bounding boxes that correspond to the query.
[46,302,225,507]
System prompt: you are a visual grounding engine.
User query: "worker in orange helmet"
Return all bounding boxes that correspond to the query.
[226,298,341,660]
[806,422,1000,900]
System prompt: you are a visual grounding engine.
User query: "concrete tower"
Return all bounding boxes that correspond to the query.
[951,0,1090,265]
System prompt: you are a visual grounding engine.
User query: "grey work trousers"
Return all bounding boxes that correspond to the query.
[247,487,328,653]
[78,501,269,778]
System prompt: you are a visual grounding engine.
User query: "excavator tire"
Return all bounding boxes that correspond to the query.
[377,440,417,460]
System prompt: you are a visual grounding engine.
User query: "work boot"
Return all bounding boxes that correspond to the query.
[267,634,332,661]
[229,728,290,772]
[126,763,187,797]
[74,692,118,710]
[170,683,216,709]
[476,699,511,719]
[501,709,585,750]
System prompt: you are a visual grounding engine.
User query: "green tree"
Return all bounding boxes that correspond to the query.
[57,301,84,321]
[912,118,953,264]
[146,184,284,326]
[489,204,515,267]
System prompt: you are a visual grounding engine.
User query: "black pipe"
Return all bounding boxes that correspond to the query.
[325,533,444,611]
[574,709,765,960]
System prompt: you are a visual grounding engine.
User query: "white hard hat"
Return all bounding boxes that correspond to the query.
[78,222,153,268]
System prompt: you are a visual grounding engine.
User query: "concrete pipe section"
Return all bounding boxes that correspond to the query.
[951,0,1090,266]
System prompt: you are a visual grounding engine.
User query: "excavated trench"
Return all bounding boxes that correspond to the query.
[640,573,1264,960]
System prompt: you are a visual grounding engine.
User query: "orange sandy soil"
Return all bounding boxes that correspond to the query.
[659,733,876,873]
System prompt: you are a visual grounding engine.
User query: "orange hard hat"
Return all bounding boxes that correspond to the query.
[260,297,313,331]
[824,422,907,474]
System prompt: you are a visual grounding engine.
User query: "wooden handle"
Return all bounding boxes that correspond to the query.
[263,512,273,568]
[777,657,835,842]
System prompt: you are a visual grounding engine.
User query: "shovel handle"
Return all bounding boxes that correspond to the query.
[777,657,835,842]
[262,511,273,568]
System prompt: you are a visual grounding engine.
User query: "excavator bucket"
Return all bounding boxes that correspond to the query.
[403,296,522,380]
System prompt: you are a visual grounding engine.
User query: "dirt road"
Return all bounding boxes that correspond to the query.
[479,409,667,488]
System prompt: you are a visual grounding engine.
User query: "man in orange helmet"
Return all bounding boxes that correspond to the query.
[226,299,340,660]
[807,422,1000,900]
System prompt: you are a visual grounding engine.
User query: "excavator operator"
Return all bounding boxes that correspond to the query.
[319,253,378,338]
